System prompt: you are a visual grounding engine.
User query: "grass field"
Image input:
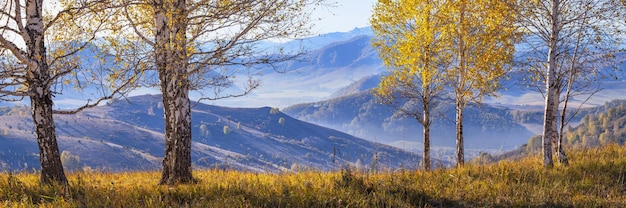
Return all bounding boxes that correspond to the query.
[1,144,626,207]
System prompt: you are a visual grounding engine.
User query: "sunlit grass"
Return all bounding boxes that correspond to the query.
[2,144,626,207]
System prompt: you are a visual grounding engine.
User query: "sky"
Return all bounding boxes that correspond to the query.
[312,0,377,34]
[3,0,380,109]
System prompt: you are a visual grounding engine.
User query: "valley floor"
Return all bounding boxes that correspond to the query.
[2,144,626,207]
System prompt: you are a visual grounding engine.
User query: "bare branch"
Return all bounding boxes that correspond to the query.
[0,36,34,68]
[53,73,136,114]
[12,0,27,41]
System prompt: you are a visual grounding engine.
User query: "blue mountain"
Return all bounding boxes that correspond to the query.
[0,95,423,172]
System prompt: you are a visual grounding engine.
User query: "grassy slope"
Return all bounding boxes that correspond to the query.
[1,144,626,207]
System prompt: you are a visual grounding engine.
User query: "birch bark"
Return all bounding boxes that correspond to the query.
[154,0,195,184]
[541,0,560,168]
[423,94,431,171]
[25,0,68,185]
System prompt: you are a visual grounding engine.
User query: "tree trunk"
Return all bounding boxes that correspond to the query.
[541,0,560,168]
[455,1,466,168]
[159,79,194,185]
[541,86,556,168]
[555,101,569,164]
[31,85,68,185]
[423,100,431,171]
[455,99,464,167]
[25,0,67,185]
[155,0,195,185]
[556,132,569,164]
[556,2,582,166]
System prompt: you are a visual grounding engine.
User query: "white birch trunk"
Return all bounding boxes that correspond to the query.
[423,96,431,171]
[155,0,195,185]
[25,0,67,185]
[455,100,464,167]
[555,90,569,164]
[455,1,467,168]
[541,0,560,168]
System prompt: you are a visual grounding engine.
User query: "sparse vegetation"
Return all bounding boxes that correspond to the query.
[223,126,232,135]
[1,144,626,207]
[60,151,81,172]
[526,135,542,153]
[199,124,210,137]
[147,106,155,116]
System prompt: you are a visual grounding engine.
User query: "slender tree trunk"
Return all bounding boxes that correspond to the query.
[455,100,464,167]
[155,0,195,185]
[541,87,557,168]
[455,0,466,168]
[556,121,569,164]
[422,9,432,172]
[556,87,569,165]
[555,6,586,166]
[25,0,67,185]
[541,0,560,168]
[423,99,431,171]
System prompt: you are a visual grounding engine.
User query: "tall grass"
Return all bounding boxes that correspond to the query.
[2,144,626,207]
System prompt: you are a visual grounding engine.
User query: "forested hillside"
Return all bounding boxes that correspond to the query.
[484,99,626,163]
[546,100,626,150]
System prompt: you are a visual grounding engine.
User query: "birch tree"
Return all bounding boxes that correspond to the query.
[441,0,519,166]
[371,0,449,171]
[0,0,136,185]
[119,0,326,185]
[515,0,625,167]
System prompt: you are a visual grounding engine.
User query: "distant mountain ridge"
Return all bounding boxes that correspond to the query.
[213,32,385,108]
[0,94,422,172]
[330,75,381,98]
[283,76,535,153]
[266,27,374,52]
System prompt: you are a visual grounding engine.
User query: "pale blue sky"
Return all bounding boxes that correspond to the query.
[312,0,376,34]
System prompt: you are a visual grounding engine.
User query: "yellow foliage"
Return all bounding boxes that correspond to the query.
[371,0,449,102]
[438,0,519,103]
[371,0,519,105]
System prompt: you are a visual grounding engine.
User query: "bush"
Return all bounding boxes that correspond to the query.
[61,151,81,171]
[526,135,542,153]
[223,126,231,135]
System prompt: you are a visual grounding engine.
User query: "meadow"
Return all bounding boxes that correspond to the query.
[1,144,626,207]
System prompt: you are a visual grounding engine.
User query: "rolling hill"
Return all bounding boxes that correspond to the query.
[0,95,422,172]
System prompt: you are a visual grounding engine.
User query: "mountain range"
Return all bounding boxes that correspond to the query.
[283,75,536,154]
[206,30,385,108]
[2,27,626,171]
[0,95,421,172]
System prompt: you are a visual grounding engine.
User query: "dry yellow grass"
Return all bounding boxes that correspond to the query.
[2,144,626,207]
